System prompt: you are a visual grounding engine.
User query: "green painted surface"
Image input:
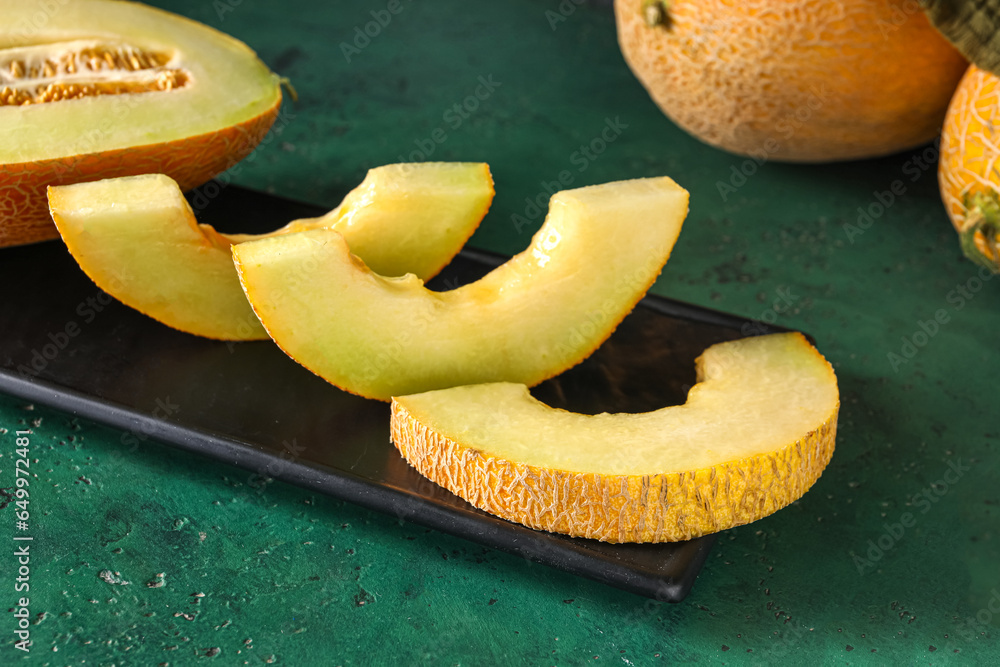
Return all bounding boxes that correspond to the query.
[2,0,999,663]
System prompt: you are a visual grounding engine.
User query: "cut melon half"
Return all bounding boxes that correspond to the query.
[233,177,689,400]
[390,332,839,543]
[1,0,283,247]
[48,163,494,340]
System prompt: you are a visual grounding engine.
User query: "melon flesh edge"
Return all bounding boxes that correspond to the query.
[48,163,494,340]
[48,173,259,339]
[265,162,496,279]
[394,333,839,475]
[1,0,281,162]
[233,177,690,399]
[1,0,283,247]
[390,332,839,543]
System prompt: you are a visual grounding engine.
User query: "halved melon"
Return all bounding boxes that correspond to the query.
[48,163,494,340]
[0,0,282,247]
[233,177,689,400]
[391,332,839,543]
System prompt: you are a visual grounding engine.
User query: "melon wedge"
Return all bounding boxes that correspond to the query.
[48,163,494,340]
[233,177,689,400]
[390,332,839,543]
[1,0,282,247]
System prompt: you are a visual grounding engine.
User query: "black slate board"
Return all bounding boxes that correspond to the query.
[0,182,791,601]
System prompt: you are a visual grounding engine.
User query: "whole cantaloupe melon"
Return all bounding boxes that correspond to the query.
[923,0,1000,271]
[615,0,968,162]
[937,65,1000,271]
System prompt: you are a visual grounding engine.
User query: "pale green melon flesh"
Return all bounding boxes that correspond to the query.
[48,163,494,340]
[395,333,839,476]
[0,0,280,163]
[50,173,259,338]
[264,162,495,278]
[234,177,689,399]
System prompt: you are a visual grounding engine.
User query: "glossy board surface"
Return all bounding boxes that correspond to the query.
[0,184,796,601]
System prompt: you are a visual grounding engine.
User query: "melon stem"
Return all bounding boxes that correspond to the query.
[960,191,1000,273]
[277,76,298,103]
[641,0,672,29]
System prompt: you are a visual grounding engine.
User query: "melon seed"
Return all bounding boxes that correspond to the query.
[0,40,187,106]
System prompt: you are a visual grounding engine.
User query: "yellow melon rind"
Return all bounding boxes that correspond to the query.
[937,64,1000,270]
[391,401,837,543]
[1,102,279,248]
[0,0,283,248]
[390,332,840,543]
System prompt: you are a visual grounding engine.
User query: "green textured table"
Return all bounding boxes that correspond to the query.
[3,0,999,664]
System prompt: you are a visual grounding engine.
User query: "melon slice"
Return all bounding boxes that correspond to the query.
[391,332,839,543]
[48,163,494,340]
[233,177,689,400]
[0,0,283,247]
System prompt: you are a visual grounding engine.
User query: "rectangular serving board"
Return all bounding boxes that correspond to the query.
[0,182,793,601]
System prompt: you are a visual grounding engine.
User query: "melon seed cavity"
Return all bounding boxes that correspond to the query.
[0,40,188,106]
